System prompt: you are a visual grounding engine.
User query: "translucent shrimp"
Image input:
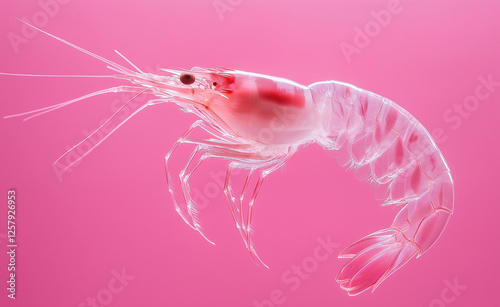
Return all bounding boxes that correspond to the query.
[3,21,453,295]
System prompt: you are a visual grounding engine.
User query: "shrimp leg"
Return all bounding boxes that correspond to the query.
[310,81,454,295]
[166,119,294,263]
[221,150,293,267]
[165,119,254,231]
[165,120,219,237]
[166,119,291,248]
[224,166,267,266]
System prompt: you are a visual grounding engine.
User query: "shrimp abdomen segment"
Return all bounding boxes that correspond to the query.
[392,170,454,255]
[309,81,454,295]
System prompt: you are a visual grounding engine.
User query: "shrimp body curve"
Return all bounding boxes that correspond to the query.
[3,22,453,296]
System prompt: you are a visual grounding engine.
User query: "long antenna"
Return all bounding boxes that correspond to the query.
[0,72,114,78]
[15,18,135,76]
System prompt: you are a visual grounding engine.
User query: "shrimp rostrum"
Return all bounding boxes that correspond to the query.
[4,22,454,296]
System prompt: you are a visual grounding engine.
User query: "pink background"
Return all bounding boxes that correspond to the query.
[1,0,499,306]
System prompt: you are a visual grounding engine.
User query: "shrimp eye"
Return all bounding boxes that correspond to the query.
[212,81,218,87]
[180,73,195,85]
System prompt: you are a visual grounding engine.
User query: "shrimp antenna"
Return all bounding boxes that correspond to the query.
[114,50,144,74]
[54,89,157,171]
[0,72,114,78]
[15,18,135,76]
[3,86,146,120]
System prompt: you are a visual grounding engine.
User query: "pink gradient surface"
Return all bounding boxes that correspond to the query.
[1,0,499,306]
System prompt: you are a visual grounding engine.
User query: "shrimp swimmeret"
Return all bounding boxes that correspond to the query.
[3,22,454,296]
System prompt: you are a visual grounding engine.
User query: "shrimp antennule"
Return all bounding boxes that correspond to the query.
[3,86,146,121]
